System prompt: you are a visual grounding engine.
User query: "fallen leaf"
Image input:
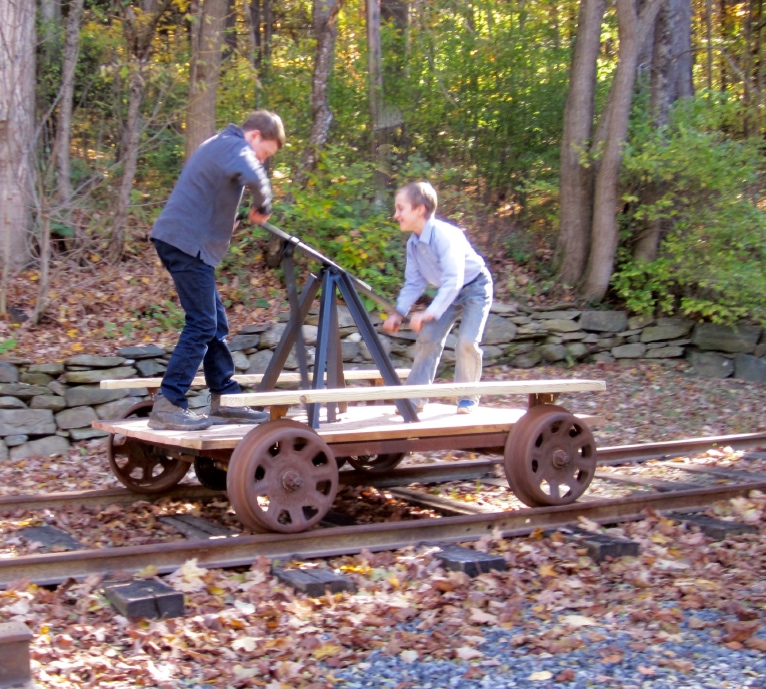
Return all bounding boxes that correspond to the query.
[455,646,484,660]
[400,650,419,664]
[528,670,553,681]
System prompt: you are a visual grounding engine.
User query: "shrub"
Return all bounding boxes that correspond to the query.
[614,91,766,325]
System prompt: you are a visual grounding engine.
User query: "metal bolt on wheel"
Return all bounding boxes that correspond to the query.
[107,400,191,494]
[227,419,339,533]
[504,404,597,507]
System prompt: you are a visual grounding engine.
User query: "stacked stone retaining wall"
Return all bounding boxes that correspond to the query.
[1,303,765,460]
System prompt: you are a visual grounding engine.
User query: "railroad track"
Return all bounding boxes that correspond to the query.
[1,432,765,587]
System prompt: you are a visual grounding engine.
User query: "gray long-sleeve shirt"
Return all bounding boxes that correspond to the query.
[150,124,272,266]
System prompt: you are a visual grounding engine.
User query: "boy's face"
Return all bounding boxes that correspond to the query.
[246,130,279,163]
[394,190,427,234]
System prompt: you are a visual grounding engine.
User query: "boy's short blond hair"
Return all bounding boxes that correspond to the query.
[398,181,438,216]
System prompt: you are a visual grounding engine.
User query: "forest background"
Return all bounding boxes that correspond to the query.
[1,0,766,361]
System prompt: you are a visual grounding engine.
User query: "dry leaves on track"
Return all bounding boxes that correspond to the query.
[1,359,766,687]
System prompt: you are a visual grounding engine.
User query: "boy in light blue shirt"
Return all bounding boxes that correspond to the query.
[383,181,493,413]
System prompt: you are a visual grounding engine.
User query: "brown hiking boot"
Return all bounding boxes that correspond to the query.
[209,393,269,425]
[148,395,212,431]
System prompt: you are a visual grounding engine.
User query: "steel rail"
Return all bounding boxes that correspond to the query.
[2,431,765,514]
[596,431,766,464]
[0,484,219,513]
[2,477,766,588]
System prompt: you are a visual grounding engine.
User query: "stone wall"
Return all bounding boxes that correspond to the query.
[1,303,765,460]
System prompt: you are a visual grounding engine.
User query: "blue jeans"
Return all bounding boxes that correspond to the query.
[407,269,493,405]
[153,239,241,408]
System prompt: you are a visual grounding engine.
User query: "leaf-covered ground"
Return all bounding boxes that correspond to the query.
[1,358,766,687]
[3,243,766,688]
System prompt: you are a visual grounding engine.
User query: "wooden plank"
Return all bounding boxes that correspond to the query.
[99,368,412,390]
[221,378,606,407]
[92,404,604,453]
[92,404,522,451]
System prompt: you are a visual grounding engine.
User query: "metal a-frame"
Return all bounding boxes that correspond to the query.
[255,222,418,428]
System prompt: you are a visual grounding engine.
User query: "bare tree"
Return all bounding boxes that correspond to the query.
[555,0,606,286]
[293,0,343,189]
[185,0,228,159]
[265,0,343,268]
[632,0,693,263]
[107,0,174,263]
[246,0,273,77]
[581,0,663,301]
[367,0,403,206]
[54,0,85,230]
[0,0,36,315]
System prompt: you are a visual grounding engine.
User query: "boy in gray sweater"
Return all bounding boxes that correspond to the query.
[149,110,285,430]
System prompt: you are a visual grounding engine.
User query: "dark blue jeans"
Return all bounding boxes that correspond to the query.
[153,239,241,408]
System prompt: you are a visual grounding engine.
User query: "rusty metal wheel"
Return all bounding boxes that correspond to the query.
[343,453,405,473]
[227,419,339,533]
[193,457,228,491]
[107,400,191,495]
[504,404,597,507]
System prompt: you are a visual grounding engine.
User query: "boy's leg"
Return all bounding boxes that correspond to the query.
[204,288,268,424]
[202,289,239,396]
[154,240,218,408]
[150,240,216,430]
[455,271,493,408]
[406,305,458,408]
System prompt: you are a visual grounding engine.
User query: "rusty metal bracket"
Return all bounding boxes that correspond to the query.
[528,392,559,408]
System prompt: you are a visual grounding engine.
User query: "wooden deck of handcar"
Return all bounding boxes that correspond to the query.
[92,377,605,458]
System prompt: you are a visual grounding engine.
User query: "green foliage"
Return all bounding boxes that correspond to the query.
[135,300,186,333]
[0,338,17,355]
[384,1,572,203]
[614,92,766,325]
[274,145,408,305]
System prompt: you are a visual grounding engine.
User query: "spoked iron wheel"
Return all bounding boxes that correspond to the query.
[227,419,339,533]
[342,453,406,473]
[504,404,597,507]
[194,457,228,491]
[107,400,191,495]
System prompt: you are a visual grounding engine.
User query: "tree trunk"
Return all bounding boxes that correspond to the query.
[367,0,384,154]
[38,0,61,48]
[633,0,693,264]
[107,0,174,263]
[266,0,343,268]
[0,0,36,315]
[54,0,85,236]
[185,0,228,159]
[223,0,237,61]
[247,0,273,75]
[108,67,145,262]
[292,0,343,190]
[555,0,606,287]
[581,0,663,302]
[367,0,402,206]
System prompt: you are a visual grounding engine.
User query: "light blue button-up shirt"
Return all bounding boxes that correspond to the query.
[395,216,486,320]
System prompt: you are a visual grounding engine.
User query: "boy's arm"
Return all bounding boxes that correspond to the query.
[393,240,428,318]
[230,146,273,215]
